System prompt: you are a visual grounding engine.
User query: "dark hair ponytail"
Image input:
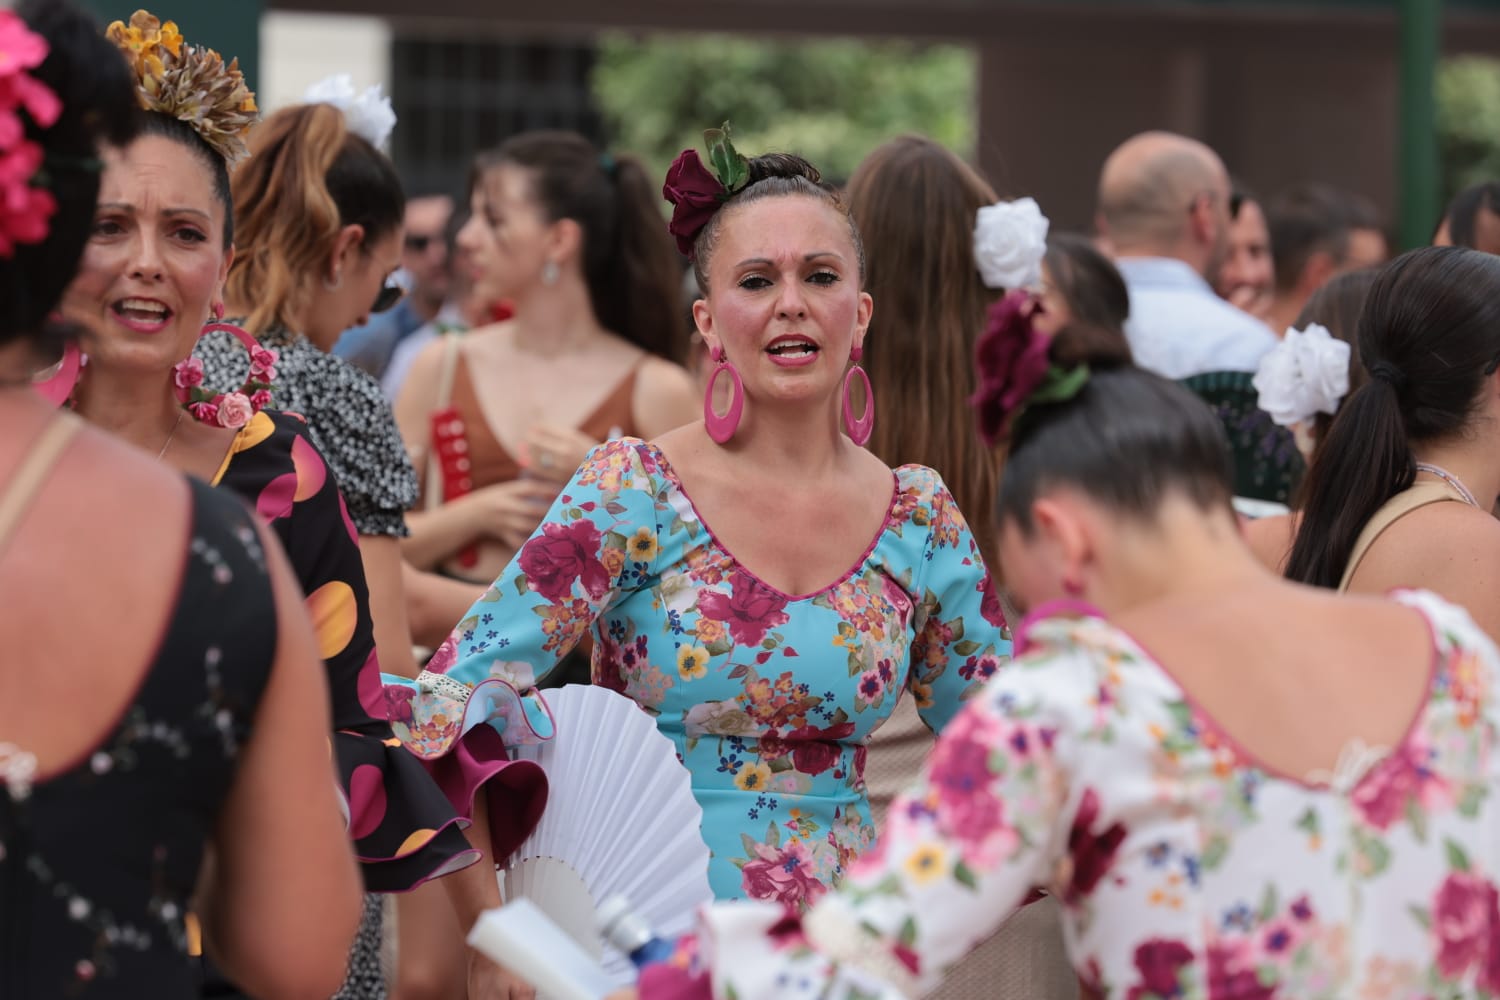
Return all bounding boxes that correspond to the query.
[1285,246,1500,587]
[487,131,683,363]
[995,322,1225,534]
[592,153,684,362]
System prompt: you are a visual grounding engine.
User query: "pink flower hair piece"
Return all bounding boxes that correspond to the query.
[662,149,726,258]
[0,10,62,259]
[970,291,1053,446]
[662,123,750,259]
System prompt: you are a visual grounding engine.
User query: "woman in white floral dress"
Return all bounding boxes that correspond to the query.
[623,300,1500,1000]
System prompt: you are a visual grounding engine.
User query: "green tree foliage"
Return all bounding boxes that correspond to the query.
[591,33,976,185]
[1437,57,1500,204]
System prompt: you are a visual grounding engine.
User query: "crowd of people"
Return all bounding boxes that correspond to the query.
[3,2,1499,999]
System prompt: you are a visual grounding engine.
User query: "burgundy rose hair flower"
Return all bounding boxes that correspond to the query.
[662,122,751,259]
[970,290,1089,447]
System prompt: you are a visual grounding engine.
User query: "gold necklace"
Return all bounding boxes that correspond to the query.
[158,410,185,460]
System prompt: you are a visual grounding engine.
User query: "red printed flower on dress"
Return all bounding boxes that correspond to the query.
[926,707,1018,866]
[758,722,854,778]
[1126,939,1194,1000]
[1350,735,1453,831]
[978,573,1007,629]
[519,520,612,603]
[740,838,824,909]
[1206,937,1277,1000]
[1431,868,1500,992]
[1064,787,1127,904]
[697,569,791,647]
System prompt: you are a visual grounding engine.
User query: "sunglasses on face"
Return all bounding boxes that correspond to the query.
[371,277,406,315]
[404,233,443,253]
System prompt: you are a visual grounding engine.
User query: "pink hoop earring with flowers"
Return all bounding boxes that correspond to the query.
[173,322,279,429]
[34,340,84,406]
[842,345,875,447]
[703,346,744,444]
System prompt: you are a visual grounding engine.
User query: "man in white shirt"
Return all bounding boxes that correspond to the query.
[1097,131,1277,379]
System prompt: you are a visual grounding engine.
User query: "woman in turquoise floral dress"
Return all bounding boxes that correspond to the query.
[622,302,1500,1000]
[383,135,1010,907]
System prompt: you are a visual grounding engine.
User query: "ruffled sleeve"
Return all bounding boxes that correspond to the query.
[904,469,1012,733]
[640,632,1091,1000]
[217,411,477,891]
[380,438,665,862]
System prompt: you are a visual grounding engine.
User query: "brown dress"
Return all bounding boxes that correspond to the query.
[444,355,642,497]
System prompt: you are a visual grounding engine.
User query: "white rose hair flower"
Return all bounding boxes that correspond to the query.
[303,73,396,150]
[973,196,1050,290]
[1252,323,1352,427]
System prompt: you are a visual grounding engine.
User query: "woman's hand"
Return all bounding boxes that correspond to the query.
[467,951,537,1000]
[524,424,602,486]
[472,478,557,549]
[604,991,639,1000]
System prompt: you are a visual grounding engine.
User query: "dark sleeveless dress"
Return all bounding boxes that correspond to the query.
[0,479,276,999]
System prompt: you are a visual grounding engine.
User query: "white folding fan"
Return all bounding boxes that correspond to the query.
[501,684,713,985]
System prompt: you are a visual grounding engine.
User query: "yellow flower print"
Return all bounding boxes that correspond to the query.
[601,547,626,579]
[677,644,710,680]
[694,618,727,646]
[912,680,934,710]
[629,526,660,562]
[734,761,772,792]
[904,842,948,886]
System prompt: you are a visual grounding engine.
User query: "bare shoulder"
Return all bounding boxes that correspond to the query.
[1355,501,1500,636]
[396,331,456,404]
[854,440,900,490]
[648,421,710,473]
[1244,512,1299,574]
[1374,500,1500,567]
[632,356,700,436]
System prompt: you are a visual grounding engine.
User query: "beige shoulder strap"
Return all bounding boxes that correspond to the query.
[425,332,464,511]
[1338,480,1464,592]
[0,412,82,556]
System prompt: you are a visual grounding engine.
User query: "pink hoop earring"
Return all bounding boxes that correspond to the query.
[172,322,279,428]
[703,346,744,444]
[34,340,83,407]
[842,346,874,447]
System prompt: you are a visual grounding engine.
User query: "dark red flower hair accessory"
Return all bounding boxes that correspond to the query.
[971,290,1089,447]
[663,122,750,258]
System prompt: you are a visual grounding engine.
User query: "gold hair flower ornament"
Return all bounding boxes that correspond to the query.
[105,10,257,165]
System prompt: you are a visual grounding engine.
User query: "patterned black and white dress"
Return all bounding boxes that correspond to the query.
[197,321,417,539]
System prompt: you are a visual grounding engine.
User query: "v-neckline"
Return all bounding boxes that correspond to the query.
[458,349,641,466]
[643,441,904,603]
[1016,596,1444,794]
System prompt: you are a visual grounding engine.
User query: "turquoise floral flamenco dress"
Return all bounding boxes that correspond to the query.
[382,439,1011,908]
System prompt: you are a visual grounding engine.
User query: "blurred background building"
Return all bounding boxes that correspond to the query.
[82,0,1500,246]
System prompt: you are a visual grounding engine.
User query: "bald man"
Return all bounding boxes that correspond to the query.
[1097,131,1276,379]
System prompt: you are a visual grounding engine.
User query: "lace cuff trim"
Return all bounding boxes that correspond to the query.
[804,900,920,998]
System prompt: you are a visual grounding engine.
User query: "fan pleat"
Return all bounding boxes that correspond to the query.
[501,686,713,983]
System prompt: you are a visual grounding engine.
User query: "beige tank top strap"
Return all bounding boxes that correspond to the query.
[0,411,82,556]
[1338,480,1466,592]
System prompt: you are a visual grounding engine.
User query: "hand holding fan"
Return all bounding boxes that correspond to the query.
[502,684,712,984]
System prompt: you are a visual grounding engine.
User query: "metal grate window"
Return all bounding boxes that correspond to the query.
[390,34,603,197]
